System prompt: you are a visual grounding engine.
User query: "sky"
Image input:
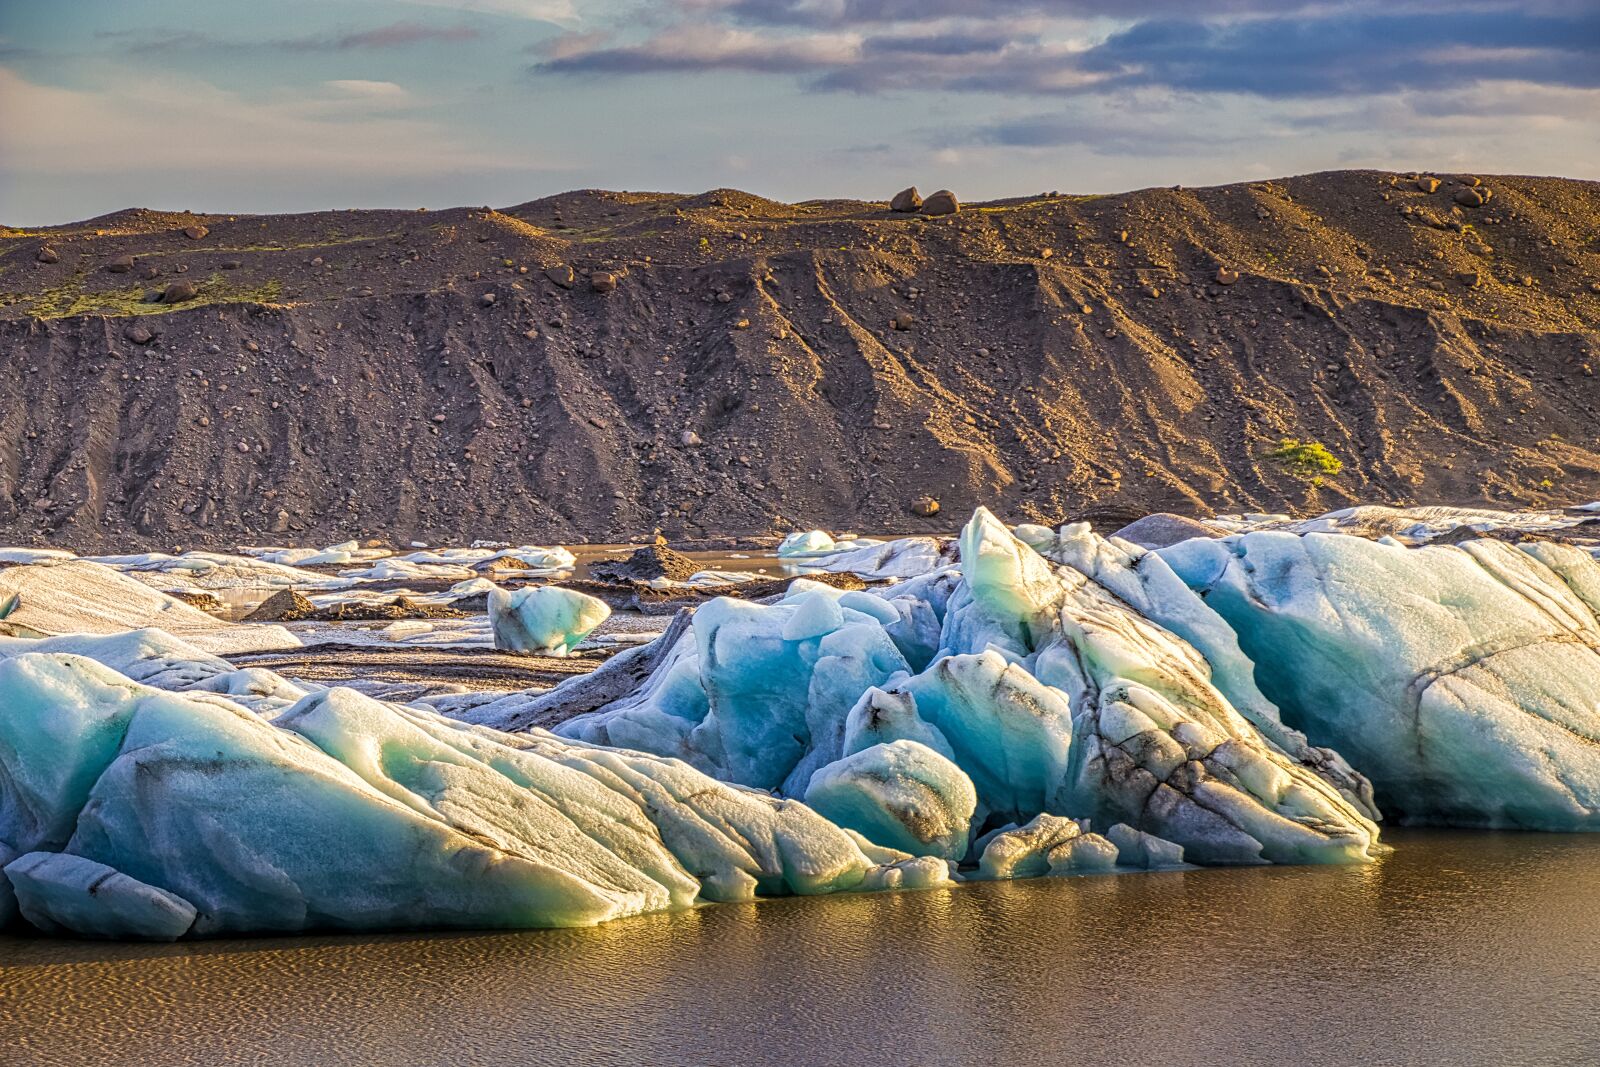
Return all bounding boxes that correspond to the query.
[1,0,1597,223]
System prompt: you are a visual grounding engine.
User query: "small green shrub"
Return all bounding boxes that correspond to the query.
[1267,438,1343,482]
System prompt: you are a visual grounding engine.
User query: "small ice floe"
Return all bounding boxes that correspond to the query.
[489,585,610,655]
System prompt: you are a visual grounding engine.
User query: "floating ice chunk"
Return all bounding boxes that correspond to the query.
[1039,521,1378,820]
[1165,531,1600,829]
[1105,824,1187,869]
[974,814,1087,880]
[5,852,197,940]
[804,740,976,860]
[952,510,1378,864]
[857,855,954,891]
[341,559,477,582]
[793,537,953,579]
[0,562,299,654]
[0,654,143,853]
[779,531,838,556]
[0,548,76,565]
[489,586,611,655]
[1046,831,1120,874]
[447,577,498,598]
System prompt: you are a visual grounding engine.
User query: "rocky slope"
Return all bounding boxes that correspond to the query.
[1,170,1598,549]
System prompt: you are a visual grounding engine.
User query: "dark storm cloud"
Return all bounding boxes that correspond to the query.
[688,0,1334,28]
[1077,9,1600,97]
[540,3,1600,101]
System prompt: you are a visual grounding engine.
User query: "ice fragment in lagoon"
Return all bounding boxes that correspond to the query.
[5,852,197,940]
[490,585,611,655]
[1160,531,1600,829]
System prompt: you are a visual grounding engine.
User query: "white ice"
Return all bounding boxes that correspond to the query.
[490,585,612,655]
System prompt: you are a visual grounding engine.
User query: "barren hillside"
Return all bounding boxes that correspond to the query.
[1,169,1598,549]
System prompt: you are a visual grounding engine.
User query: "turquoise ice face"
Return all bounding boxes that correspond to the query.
[1161,531,1600,830]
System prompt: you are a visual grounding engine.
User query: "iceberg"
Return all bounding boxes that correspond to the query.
[489,585,611,655]
[974,814,1119,879]
[543,507,1380,869]
[0,652,956,938]
[1160,530,1600,828]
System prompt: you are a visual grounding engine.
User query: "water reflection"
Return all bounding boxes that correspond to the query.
[4,831,1599,1066]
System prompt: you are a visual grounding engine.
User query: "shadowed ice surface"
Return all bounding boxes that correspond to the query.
[4,830,1600,1066]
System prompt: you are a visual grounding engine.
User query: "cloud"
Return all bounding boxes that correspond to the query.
[1075,9,1600,98]
[390,0,578,23]
[538,3,1600,101]
[0,65,523,177]
[328,21,483,48]
[97,21,485,55]
[324,79,412,99]
[540,24,860,73]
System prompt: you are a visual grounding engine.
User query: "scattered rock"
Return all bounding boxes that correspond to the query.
[182,225,209,240]
[891,313,914,331]
[124,325,155,345]
[679,429,703,447]
[1457,270,1481,288]
[1415,177,1440,193]
[921,190,960,216]
[590,271,617,293]
[161,281,199,303]
[479,292,497,307]
[591,545,700,584]
[106,255,135,274]
[1454,188,1485,208]
[1214,267,1240,286]
[243,589,315,623]
[168,589,223,612]
[910,495,940,517]
[220,260,241,270]
[890,187,922,213]
[544,265,575,289]
[35,247,59,265]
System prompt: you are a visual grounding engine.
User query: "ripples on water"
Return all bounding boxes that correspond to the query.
[4,830,1600,1066]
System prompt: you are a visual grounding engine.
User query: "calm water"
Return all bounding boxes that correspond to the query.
[4,830,1598,1066]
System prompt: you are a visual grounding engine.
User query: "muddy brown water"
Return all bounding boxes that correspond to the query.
[4,830,1599,1066]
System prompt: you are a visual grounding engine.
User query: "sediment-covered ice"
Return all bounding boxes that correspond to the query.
[804,740,977,860]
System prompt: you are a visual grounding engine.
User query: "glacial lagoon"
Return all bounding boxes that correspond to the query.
[5,830,1600,1067]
